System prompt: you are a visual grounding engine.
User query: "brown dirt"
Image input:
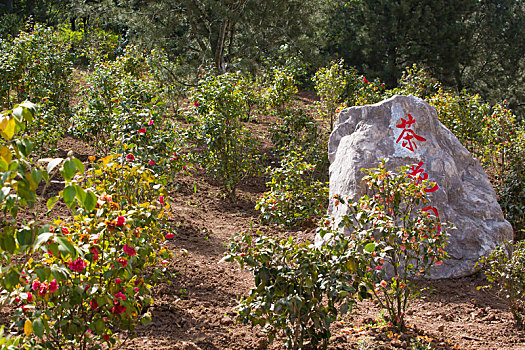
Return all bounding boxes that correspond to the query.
[11,90,525,350]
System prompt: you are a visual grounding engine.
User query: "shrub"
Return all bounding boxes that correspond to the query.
[477,241,525,329]
[263,66,298,111]
[256,149,329,227]
[224,229,363,349]
[0,25,72,115]
[269,108,329,172]
[333,160,449,330]
[189,72,262,198]
[312,59,347,130]
[10,155,173,349]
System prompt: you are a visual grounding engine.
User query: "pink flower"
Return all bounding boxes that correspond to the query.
[435,260,443,266]
[375,265,383,270]
[148,160,156,166]
[138,128,146,134]
[165,233,175,239]
[21,305,31,312]
[32,280,40,291]
[159,196,164,204]
[400,244,406,251]
[123,244,136,256]
[90,247,100,260]
[118,257,128,268]
[380,280,388,288]
[148,120,154,126]
[134,287,139,293]
[116,216,125,227]
[193,101,200,107]
[126,153,135,161]
[115,278,121,284]
[49,279,58,293]
[68,257,87,272]
[111,303,126,315]
[38,283,48,296]
[26,292,33,302]
[114,292,127,300]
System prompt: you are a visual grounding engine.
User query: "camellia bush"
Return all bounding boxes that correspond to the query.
[189,72,262,198]
[330,160,449,330]
[0,102,174,349]
[477,241,525,329]
[256,149,328,228]
[224,229,365,350]
[312,59,347,130]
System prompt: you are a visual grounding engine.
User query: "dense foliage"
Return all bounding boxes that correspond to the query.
[0,9,525,347]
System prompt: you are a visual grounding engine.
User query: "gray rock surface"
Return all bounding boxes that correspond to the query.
[323,95,513,279]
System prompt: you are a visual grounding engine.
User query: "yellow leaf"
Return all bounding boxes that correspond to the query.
[24,319,33,336]
[0,146,11,164]
[1,117,16,140]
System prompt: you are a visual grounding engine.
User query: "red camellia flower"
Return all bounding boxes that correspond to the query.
[123,244,136,256]
[126,153,135,161]
[26,292,33,302]
[111,302,126,315]
[114,292,127,300]
[165,233,175,239]
[61,227,69,235]
[14,296,21,303]
[363,78,369,84]
[148,120,154,126]
[90,246,100,260]
[115,278,121,284]
[148,160,156,166]
[159,196,164,204]
[104,334,110,341]
[38,283,48,296]
[32,280,40,291]
[118,257,128,268]
[138,128,146,134]
[90,299,99,310]
[193,101,200,107]
[116,216,125,227]
[68,257,87,272]
[49,279,58,293]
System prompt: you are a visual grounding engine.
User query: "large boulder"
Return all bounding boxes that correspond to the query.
[323,95,513,279]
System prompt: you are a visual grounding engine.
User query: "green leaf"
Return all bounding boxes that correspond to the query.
[33,318,44,338]
[56,237,76,258]
[46,196,59,211]
[74,185,86,203]
[83,191,97,212]
[33,232,53,251]
[3,269,19,290]
[364,243,376,253]
[2,235,16,254]
[16,228,33,249]
[72,158,85,174]
[62,159,77,181]
[63,185,76,204]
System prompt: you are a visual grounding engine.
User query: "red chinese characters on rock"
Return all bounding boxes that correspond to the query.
[408,161,439,193]
[392,113,441,234]
[422,206,441,232]
[396,113,426,152]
